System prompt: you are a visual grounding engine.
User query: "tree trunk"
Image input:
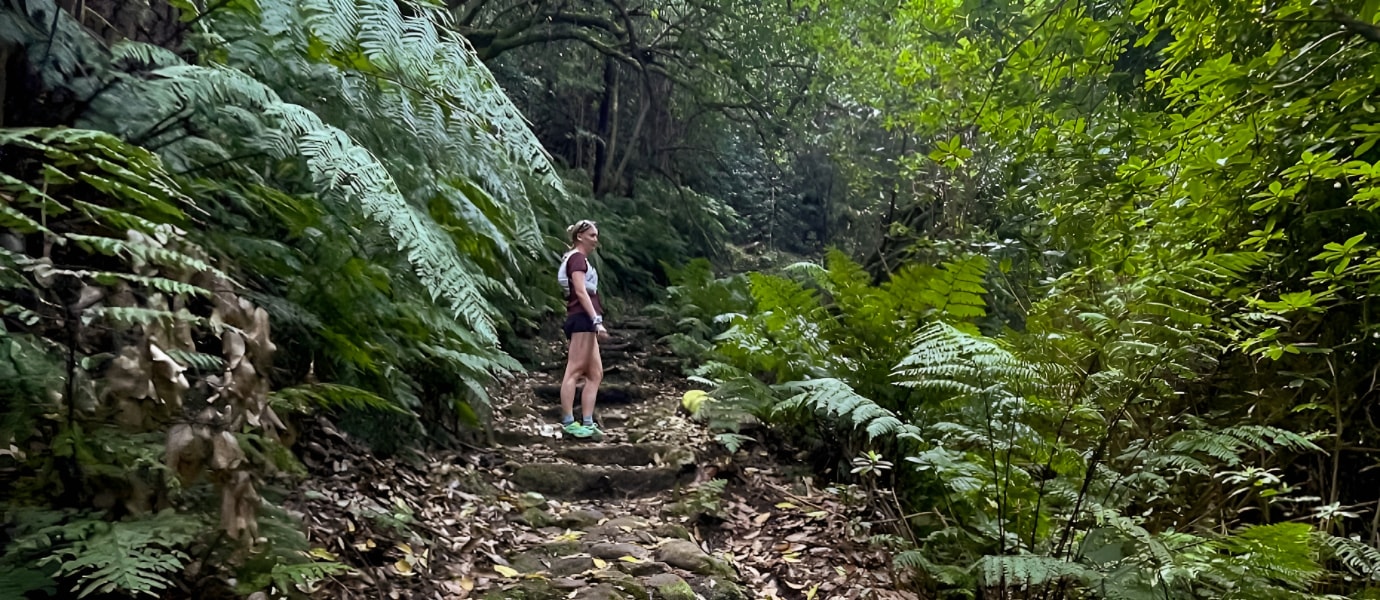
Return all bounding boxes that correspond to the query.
[0,43,11,127]
[575,100,585,172]
[610,76,652,192]
[592,57,620,197]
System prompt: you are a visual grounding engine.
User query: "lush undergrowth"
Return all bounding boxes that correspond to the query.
[0,0,733,597]
[651,254,1380,599]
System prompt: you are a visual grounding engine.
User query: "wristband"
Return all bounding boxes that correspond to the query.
[592,315,603,325]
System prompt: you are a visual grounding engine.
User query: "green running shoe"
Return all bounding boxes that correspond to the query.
[581,422,604,441]
[563,421,594,438]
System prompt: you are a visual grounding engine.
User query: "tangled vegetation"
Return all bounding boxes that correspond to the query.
[2,0,1380,597]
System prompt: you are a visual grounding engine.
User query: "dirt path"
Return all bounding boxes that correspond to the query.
[286,320,913,599]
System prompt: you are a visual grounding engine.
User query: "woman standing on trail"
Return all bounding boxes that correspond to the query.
[557,219,609,439]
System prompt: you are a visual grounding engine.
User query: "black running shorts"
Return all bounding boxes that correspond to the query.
[563,313,597,339]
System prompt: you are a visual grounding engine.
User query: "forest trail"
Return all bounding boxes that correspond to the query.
[280,318,915,600]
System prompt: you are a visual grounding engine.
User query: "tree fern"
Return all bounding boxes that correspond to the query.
[3,0,569,347]
[242,0,562,250]
[120,64,503,340]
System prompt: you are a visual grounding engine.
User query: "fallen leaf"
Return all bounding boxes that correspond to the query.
[775,502,796,510]
[553,530,584,542]
[753,512,771,525]
[617,556,643,563]
[592,558,608,569]
[494,565,521,578]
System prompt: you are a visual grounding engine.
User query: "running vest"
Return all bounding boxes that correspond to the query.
[558,251,602,316]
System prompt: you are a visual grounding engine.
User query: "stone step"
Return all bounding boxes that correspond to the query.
[537,405,631,429]
[492,430,555,447]
[601,349,638,365]
[537,353,650,375]
[511,462,694,499]
[555,443,692,467]
[618,316,655,330]
[532,383,648,404]
[600,339,636,352]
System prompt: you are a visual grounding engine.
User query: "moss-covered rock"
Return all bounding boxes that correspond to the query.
[652,523,692,540]
[592,570,650,600]
[558,507,607,528]
[509,551,548,574]
[703,577,747,600]
[655,539,735,578]
[645,573,696,600]
[589,541,651,560]
[517,507,556,527]
[481,579,564,600]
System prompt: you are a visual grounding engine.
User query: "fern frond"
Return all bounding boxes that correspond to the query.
[270,383,409,415]
[66,234,217,275]
[775,378,922,441]
[0,565,57,598]
[82,307,207,331]
[34,512,205,599]
[973,554,1098,588]
[163,349,224,372]
[1161,425,1322,468]
[129,64,502,340]
[920,254,989,322]
[895,550,970,587]
[1314,532,1380,581]
[265,559,352,593]
[1221,523,1322,588]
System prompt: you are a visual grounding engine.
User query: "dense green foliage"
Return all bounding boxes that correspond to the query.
[5,0,1380,597]
[0,0,569,596]
[646,0,1380,597]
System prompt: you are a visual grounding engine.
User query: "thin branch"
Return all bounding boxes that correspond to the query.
[1327,2,1380,44]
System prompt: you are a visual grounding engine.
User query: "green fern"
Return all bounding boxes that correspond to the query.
[919,255,989,323]
[973,554,1098,588]
[133,64,503,340]
[1153,425,1322,469]
[894,322,1038,398]
[262,560,352,595]
[775,378,923,442]
[3,0,567,348]
[0,565,58,598]
[898,550,970,587]
[269,383,409,414]
[8,512,205,599]
[1313,532,1380,582]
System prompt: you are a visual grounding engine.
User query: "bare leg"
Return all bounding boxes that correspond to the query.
[580,336,603,421]
[561,334,594,422]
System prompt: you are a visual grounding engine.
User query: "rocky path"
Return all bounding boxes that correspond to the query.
[287,319,913,600]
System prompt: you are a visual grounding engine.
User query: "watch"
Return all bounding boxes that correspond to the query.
[592,315,603,325]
